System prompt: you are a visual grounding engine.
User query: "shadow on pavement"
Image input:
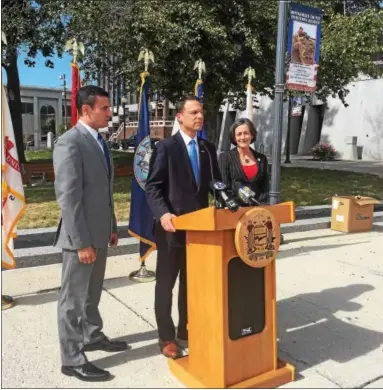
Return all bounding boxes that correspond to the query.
[103,276,142,290]
[278,241,370,260]
[277,284,383,380]
[285,233,339,244]
[91,342,160,369]
[113,329,158,344]
[14,290,58,306]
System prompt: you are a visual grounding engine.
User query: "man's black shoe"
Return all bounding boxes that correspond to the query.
[61,362,112,382]
[83,336,131,352]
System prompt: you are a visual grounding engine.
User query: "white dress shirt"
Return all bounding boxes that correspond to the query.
[179,130,200,166]
[79,120,104,153]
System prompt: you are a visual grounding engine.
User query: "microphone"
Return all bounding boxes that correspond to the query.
[233,182,260,206]
[199,140,239,212]
[209,181,239,212]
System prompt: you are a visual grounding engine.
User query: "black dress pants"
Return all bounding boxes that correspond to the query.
[154,242,187,341]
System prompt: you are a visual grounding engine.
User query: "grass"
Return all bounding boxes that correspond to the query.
[19,167,383,229]
[279,167,383,206]
[25,149,53,163]
[25,149,133,166]
[22,177,132,229]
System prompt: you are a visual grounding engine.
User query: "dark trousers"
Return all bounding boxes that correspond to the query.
[154,244,187,341]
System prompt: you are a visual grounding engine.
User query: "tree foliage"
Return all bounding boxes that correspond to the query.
[65,0,383,141]
[2,0,383,146]
[2,0,66,162]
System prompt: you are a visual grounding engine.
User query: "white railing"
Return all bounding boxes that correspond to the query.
[109,122,125,142]
[110,120,174,141]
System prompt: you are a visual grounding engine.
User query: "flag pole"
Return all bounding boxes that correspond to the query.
[128,50,156,283]
[129,260,156,282]
[64,38,84,126]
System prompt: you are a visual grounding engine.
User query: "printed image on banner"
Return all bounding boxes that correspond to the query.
[291,97,303,117]
[286,3,323,92]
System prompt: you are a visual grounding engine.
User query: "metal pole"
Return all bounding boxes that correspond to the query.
[284,95,292,163]
[270,0,289,205]
[63,76,67,131]
[217,99,230,155]
[123,102,126,140]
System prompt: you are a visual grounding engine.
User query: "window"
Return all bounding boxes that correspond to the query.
[21,102,33,114]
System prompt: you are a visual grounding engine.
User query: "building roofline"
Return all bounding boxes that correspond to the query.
[20,85,70,92]
[3,84,72,93]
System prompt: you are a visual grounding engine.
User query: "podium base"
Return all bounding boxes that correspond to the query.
[2,295,15,311]
[169,357,295,389]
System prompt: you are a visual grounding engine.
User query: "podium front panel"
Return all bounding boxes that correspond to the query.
[228,257,265,340]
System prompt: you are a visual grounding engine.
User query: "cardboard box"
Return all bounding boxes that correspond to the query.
[331,196,381,233]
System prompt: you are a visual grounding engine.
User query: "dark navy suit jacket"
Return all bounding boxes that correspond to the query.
[146,131,221,247]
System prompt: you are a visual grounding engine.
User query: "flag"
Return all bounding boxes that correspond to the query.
[128,72,157,261]
[1,85,26,269]
[194,79,208,140]
[71,63,81,126]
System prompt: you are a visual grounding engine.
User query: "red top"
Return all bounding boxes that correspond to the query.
[242,163,258,180]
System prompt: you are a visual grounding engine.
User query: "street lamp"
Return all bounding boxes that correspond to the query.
[59,74,67,130]
[121,96,128,141]
[270,0,288,205]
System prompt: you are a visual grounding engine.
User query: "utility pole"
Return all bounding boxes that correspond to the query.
[59,74,67,130]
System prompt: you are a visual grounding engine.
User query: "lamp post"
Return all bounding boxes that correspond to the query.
[270,0,289,205]
[121,97,127,141]
[59,74,67,130]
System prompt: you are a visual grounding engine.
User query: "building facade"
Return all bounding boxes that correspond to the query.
[18,85,72,148]
[231,76,383,161]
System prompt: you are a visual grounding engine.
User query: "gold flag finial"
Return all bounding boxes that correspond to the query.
[244,66,256,86]
[64,38,85,64]
[138,48,155,72]
[194,59,206,80]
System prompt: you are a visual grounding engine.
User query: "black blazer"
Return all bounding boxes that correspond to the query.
[218,147,269,204]
[146,131,221,247]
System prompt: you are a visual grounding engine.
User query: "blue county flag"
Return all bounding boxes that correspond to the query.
[128,72,157,261]
[194,79,208,140]
[2,85,26,269]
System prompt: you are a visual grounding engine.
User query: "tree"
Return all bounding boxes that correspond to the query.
[1,0,66,163]
[66,0,382,144]
[11,0,381,147]
[66,0,281,143]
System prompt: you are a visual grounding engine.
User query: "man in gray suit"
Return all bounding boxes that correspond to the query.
[53,86,129,382]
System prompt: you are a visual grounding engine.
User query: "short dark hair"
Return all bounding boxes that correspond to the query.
[176,95,201,113]
[76,85,109,114]
[228,118,257,145]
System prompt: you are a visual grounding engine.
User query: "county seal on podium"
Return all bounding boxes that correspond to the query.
[235,207,280,268]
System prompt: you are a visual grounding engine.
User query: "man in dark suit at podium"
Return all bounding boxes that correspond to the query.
[146,95,221,359]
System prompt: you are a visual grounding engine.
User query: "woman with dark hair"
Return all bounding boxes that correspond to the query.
[218,118,269,204]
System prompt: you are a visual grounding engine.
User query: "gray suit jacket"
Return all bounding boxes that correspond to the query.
[53,122,117,250]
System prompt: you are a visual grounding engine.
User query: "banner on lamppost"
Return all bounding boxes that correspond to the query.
[291,96,303,116]
[286,3,323,92]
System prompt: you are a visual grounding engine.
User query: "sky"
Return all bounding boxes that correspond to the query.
[2,51,82,89]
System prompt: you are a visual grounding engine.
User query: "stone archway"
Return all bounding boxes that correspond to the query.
[40,104,56,141]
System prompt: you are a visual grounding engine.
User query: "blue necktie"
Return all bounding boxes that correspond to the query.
[188,139,199,184]
[97,133,111,176]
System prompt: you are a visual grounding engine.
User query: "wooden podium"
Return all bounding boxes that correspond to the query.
[169,202,296,388]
